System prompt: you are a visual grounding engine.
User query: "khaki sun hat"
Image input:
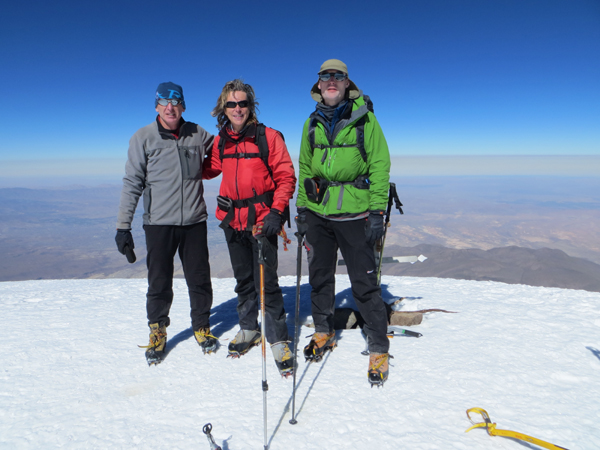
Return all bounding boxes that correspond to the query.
[310,59,360,102]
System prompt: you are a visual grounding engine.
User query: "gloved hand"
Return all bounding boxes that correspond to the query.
[261,208,284,237]
[364,211,385,245]
[295,207,309,237]
[115,229,134,254]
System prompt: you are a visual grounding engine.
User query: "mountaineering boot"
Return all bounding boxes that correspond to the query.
[303,331,336,362]
[227,329,262,358]
[271,341,294,378]
[368,352,390,387]
[194,327,219,354]
[139,323,167,366]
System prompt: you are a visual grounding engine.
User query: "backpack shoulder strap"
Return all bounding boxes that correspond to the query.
[308,117,318,150]
[255,123,275,183]
[354,94,374,163]
[218,129,227,160]
[256,123,291,225]
[355,116,368,163]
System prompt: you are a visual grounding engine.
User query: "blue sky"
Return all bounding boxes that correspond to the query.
[1,0,599,177]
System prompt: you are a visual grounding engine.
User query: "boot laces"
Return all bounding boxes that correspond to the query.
[195,328,217,342]
[369,353,388,372]
[139,326,166,349]
[310,332,335,349]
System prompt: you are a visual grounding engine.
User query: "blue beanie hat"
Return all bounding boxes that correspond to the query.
[155,82,185,108]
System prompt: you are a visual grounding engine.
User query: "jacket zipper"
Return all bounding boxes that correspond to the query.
[176,125,186,226]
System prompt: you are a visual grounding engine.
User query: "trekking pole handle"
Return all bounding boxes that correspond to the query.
[389,182,403,214]
[257,237,265,265]
[202,423,222,450]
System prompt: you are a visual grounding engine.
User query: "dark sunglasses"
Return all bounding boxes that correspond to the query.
[318,72,347,82]
[225,100,249,109]
[157,98,183,106]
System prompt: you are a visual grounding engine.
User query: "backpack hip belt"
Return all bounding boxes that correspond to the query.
[305,174,370,210]
[217,191,274,231]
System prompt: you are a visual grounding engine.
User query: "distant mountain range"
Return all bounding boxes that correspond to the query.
[377,244,600,292]
[1,178,599,293]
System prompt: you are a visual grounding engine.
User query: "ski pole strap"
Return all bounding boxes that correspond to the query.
[218,191,274,231]
[465,408,569,450]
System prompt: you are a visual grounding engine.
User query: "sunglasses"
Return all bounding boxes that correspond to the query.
[157,98,183,106]
[318,72,347,82]
[225,100,249,109]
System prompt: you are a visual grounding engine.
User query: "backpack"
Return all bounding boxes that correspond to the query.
[217,123,282,186]
[308,95,374,163]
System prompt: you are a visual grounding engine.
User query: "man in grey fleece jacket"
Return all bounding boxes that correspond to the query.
[115,82,217,365]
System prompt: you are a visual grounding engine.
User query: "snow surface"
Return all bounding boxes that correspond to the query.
[1,275,599,449]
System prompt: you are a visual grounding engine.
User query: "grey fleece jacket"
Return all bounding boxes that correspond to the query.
[116,118,214,229]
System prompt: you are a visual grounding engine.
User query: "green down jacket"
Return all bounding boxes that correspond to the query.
[296,95,391,218]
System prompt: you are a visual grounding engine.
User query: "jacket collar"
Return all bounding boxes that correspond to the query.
[156,115,186,139]
[219,121,256,144]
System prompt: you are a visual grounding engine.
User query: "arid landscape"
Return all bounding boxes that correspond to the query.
[1,176,599,291]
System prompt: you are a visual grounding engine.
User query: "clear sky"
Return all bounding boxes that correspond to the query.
[1,0,599,175]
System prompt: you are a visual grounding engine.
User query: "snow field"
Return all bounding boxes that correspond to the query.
[1,275,599,449]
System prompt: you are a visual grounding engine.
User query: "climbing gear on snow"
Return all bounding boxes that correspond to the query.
[465,407,569,450]
[139,323,167,366]
[271,341,294,378]
[368,352,390,387]
[304,332,337,362]
[194,327,219,354]
[227,329,262,358]
[202,423,222,450]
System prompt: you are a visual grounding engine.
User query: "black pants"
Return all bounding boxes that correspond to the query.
[144,223,213,331]
[305,211,389,354]
[223,227,289,344]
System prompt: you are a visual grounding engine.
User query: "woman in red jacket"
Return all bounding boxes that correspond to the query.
[203,79,297,377]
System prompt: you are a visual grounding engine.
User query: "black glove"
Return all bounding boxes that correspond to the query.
[295,207,309,237]
[262,208,284,237]
[364,211,385,245]
[115,229,134,254]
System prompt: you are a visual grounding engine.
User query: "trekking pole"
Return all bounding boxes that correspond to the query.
[256,237,269,450]
[377,182,403,286]
[289,232,304,425]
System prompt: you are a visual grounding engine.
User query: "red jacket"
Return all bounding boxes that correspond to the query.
[203,123,296,231]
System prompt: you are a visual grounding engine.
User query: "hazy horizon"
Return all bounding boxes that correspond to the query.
[1,155,599,189]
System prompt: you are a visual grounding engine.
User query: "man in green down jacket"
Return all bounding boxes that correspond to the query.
[115,82,216,365]
[296,59,391,386]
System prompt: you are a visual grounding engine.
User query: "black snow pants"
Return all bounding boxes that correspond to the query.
[223,227,289,344]
[305,211,389,354]
[144,222,213,331]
